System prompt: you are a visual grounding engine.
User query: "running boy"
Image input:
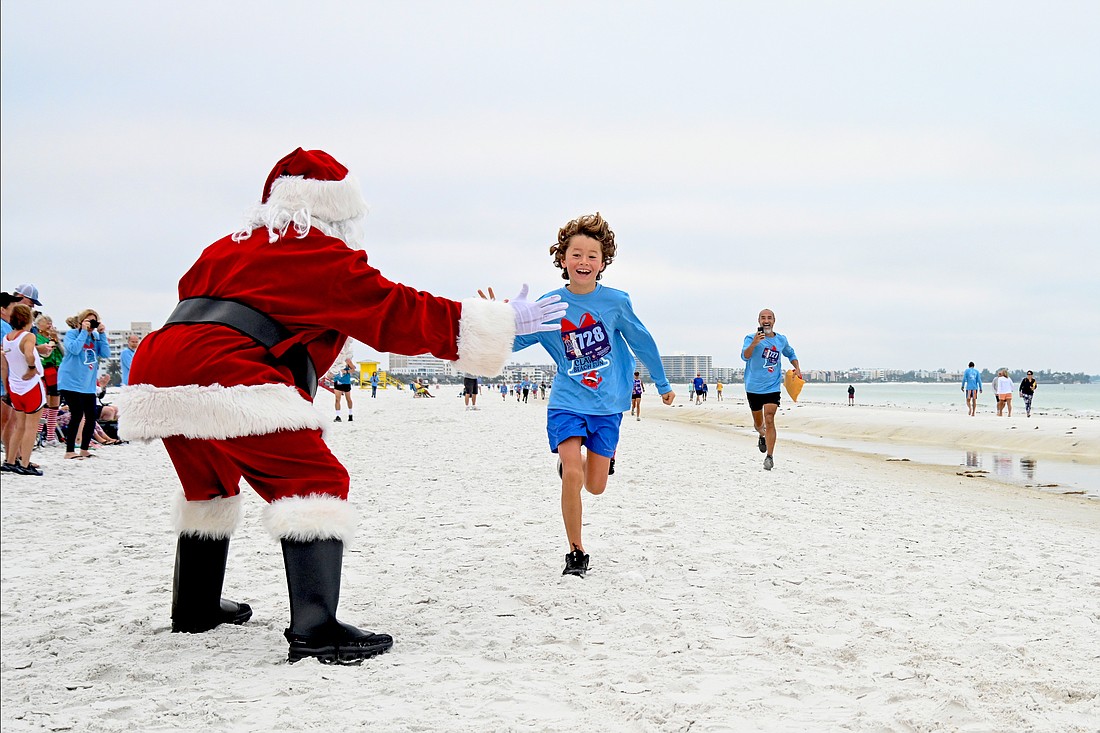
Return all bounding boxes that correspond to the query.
[512,213,675,577]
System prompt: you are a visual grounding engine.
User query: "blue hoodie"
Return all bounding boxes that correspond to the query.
[58,329,110,393]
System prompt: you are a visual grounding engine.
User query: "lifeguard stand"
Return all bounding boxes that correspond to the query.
[358,361,379,389]
[358,360,404,390]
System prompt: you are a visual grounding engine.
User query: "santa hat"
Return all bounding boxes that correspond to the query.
[260,148,367,224]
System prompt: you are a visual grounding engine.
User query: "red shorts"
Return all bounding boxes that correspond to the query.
[9,382,45,414]
[43,366,58,388]
[162,428,350,504]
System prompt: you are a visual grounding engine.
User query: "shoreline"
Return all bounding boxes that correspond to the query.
[644,394,1100,499]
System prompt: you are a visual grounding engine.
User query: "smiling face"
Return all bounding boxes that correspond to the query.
[560,234,606,293]
[758,309,775,333]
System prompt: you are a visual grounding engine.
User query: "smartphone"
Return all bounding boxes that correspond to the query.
[757,327,765,334]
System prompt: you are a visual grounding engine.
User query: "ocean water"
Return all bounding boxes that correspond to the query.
[676,381,1099,498]
[796,381,1100,417]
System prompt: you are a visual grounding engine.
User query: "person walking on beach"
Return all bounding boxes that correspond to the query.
[331,363,355,421]
[742,309,801,471]
[848,384,855,405]
[1019,370,1038,418]
[693,373,705,405]
[369,369,379,397]
[463,373,480,410]
[120,148,566,665]
[962,362,982,416]
[630,371,644,420]
[716,380,723,401]
[508,212,675,578]
[993,368,1013,417]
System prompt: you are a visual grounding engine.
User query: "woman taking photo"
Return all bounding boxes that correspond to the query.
[57,308,110,459]
[1,304,47,475]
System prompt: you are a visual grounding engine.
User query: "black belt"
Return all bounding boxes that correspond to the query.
[164,297,318,398]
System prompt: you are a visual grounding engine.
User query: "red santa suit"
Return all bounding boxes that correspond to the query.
[121,150,515,544]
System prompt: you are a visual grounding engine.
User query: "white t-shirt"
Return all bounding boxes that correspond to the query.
[2,330,44,395]
[992,376,1013,394]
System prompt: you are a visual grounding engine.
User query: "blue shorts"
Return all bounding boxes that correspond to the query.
[546,409,622,458]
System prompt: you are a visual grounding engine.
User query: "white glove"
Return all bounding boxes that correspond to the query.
[510,284,568,335]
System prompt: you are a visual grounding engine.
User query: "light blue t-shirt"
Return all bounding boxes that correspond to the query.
[513,284,672,415]
[741,332,797,394]
[962,367,982,391]
[0,320,10,396]
[120,346,136,386]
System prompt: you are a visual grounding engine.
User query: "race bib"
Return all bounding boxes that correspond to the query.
[561,313,611,386]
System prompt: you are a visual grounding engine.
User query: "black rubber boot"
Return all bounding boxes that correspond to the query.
[171,535,253,633]
[281,538,393,664]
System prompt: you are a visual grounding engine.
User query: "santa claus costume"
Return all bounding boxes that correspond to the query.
[120,148,565,664]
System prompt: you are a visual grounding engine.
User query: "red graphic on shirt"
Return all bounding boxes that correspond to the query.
[580,370,602,389]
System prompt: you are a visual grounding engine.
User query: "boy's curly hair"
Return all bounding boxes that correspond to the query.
[549,212,617,281]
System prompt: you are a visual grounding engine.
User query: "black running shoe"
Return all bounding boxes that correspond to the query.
[14,464,43,476]
[347,415,353,422]
[758,434,767,453]
[333,416,342,422]
[608,458,615,476]
[562,546,589,577]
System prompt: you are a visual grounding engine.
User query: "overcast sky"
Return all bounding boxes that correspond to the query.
[2,2,1097,374]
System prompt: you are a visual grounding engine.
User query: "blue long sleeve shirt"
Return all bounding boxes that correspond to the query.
[741,332,797,394]
[58,329,110,393]
[120,346,136,386]
[513,284,671,415]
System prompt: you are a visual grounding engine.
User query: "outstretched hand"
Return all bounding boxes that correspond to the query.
[509,284,568,335]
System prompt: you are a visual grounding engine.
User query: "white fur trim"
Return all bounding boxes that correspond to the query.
[263,495,358,543]
[266,174,367,224]
[450,298,516,377]
[174,493,242,539]
[117,383,324,441]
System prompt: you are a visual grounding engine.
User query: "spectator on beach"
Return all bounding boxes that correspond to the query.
[848,384,855,406]
[35,315,64,445]
[369,369,379,397]
[58,308,110,459]
[993,368,1013,417]
[742,308,801,471]
[1,304,46,475]
[962,361,982,416]
[693,373,705,405]
[1019,371,1038,418]
[716,380,723,401]
[1,292,19,452]
[539,381,547,400]
[702,382,709,402]
[508,212,675,578]
[463,373,480,411]
[120,148,564,664]
[500,383,508,401]
[120,333,141,386]
[331,364,355,421]
[630,371,645,421]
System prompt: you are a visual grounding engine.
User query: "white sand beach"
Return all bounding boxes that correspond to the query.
[2,387,1098,732]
